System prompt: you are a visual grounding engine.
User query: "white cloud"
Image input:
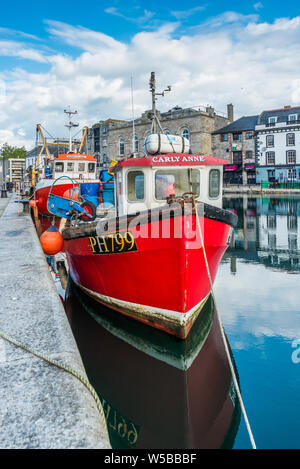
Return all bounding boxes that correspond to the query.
[253,2,263,11]
[0,40,47,63]
[104,7,155,24]
[0,13,300,150]
[170,6,206,20]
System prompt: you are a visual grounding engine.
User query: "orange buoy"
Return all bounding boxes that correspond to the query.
[63,188,78,200]
[40,225,64,255]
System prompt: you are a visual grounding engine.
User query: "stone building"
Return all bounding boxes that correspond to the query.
[88,104,233,167]
[212,115,259,185]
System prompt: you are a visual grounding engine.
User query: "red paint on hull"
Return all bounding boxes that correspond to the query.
[35,181,76,216]
[64,213,231,338]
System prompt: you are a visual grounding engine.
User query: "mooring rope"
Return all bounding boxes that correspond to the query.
[0,330,109,439]
[193,197,257,449]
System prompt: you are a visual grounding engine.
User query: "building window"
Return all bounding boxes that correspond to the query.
[127,170,145,201]
[119,137,125,156]
[287,215,297,231]
[267,215,276,229]
[182,128,190,141]
[268,117,277,125]
[245,151,253,160]
[233,152,242,164]
[288,114,297,122]
[245,132,253,139]
[288,234,297,251]
[232,133,242,141]
[286,150,296,164]
[268,233,276,249]
[134,135,139,153]
[287,168,297,180]
[286,133,295,146]
[266,152,275,165]
[103,127,107,133]
[221,133,228,142]
[266,135,274,147]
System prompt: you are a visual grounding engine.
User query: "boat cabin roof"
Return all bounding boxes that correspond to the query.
[55,152,97,162]
[114,153,228,170]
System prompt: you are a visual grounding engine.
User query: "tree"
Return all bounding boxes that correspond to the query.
[0,143,26,159]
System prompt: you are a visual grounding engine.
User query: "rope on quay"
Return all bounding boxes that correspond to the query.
[193,197,257,450]
[0,330,109,438]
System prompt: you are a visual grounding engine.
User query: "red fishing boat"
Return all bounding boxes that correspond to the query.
[34,152,98,216]
[31,109,99,217]
[62,152,236,338]
[60,74,237,338]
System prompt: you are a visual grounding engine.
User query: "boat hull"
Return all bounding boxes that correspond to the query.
[63,203,235,338]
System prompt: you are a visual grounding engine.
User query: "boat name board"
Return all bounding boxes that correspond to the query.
[152,155,206,164]
[88,231,137,254]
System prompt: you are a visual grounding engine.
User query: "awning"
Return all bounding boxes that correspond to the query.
[224,165,237,171]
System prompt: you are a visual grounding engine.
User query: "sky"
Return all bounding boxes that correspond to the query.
[1,0,300,149]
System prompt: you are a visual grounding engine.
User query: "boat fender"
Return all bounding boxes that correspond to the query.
[40,225,64,256]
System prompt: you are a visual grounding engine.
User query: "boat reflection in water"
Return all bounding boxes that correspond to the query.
[65,277,241,449]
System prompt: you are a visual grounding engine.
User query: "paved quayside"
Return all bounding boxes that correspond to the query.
[0,196,110,449]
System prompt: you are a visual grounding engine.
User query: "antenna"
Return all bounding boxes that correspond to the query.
[64,106,79,152]
[131,75,136,156]
[149,72,171,133]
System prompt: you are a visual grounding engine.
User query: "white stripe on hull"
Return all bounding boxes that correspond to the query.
[76,281,210,329]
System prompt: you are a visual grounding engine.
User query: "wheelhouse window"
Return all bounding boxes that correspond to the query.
[67,162,74,172]
[266,135,274,147]
[155,169,200,200]
[209,169,220,198]
[88,162,95,173]
[127,170,145,201]
[286,150,296,164]
[119,137,125,156]
[78,162,85,172]
[266,152,275,165]
[55,162,64,172]
[286,133,295,146]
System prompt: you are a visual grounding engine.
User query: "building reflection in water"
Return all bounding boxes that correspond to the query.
[223,196,300,273]
[65,278,241,449]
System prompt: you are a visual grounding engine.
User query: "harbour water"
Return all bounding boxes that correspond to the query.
[216,195,300,449]
[65,195,300,449]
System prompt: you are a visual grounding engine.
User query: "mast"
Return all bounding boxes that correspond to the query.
[64,107,79,152]
[149,72,171,134]
[131,75,136,156]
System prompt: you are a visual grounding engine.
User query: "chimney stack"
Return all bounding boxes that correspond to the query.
[227,103,234,122]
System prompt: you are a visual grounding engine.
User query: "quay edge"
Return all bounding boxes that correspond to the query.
[0,196,110,449]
